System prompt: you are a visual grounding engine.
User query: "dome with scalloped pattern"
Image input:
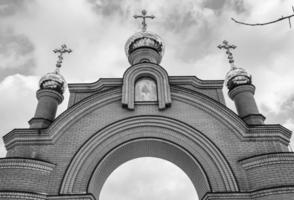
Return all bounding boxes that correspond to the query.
[225,67,252,90]
[125,31,165,58]
[39,71,66,94]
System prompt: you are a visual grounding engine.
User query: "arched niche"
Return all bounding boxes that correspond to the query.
[122,63,171,110]
[60,116,239,200]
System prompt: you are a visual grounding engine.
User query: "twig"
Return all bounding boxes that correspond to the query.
[231,6,294,28]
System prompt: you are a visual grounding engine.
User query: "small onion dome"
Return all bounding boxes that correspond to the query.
[225,67,252,90]
[39,70,66,94]
[125,31,165,64]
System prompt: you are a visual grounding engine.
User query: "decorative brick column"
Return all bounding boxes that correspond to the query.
[29,88,63,128]
[228,84,265,125]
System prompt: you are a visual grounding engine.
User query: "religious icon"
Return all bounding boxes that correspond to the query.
[135,78,158,101]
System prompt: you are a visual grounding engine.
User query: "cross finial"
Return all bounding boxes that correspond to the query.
[133,9,155,32]
[218,40,237,69]
[53,44,72,73]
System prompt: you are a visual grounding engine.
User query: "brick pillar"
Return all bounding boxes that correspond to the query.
[228,84,265,125]
[225,67,265,125]
[29,89,63,128]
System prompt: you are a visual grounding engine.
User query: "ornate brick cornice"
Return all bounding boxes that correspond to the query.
[0,192,47,200]
[68,78,122,93]
[0,158,55,173]
[203,186,294,200]
[239,153,294,170]
[169,76,224,89]
[48,194,95,200]
[0,192,95,200]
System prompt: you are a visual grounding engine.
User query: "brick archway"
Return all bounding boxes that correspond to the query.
[60,116,239,199]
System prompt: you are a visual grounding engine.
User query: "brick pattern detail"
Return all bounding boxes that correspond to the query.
[0,192,47,200]
[240,153,294,191]
[0,158,55,193]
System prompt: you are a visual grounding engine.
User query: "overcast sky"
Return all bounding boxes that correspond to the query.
[0,0,294,199]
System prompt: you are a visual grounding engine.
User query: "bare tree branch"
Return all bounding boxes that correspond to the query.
[231,6,294,28]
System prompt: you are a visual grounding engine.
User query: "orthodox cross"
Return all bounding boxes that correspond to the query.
[133,9,155,32]
[53,44,72,73]
[218,40,237,69]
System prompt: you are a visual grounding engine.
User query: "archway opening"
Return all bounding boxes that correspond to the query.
[99,157,199,200]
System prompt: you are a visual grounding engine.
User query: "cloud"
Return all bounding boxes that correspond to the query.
[0,0,32,17]
[0,28,36,80]
[100,157,198,200]
[202,0,247,14]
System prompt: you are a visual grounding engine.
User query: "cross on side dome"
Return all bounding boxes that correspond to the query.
[218,40,237,69]
[53,44,72,73]
[39,44,72,94]
[218,40,252,90]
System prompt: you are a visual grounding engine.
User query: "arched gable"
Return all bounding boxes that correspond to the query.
[122,63,171,110]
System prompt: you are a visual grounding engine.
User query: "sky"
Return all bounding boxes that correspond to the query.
[0,0,294,199]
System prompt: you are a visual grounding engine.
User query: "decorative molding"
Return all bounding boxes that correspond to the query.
[251,186,294,198]
[0,158,55,173]
[3,86,292,149]
[48,194,95,200]
[68,78,122,93]
[0,192,95,200]
[202,186,294,200]
[240,153,294,170]
[0,192,47,200]
[169,76,224,89]
[122,62,171,110]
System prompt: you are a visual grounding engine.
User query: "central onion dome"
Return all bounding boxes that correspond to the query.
[39,70,66,94]
[125,31,165,65]
[225,67,252,90]
[125,10,164,65]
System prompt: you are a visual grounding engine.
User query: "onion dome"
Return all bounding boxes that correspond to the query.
[125,31,165,58]
[225,67,252,90]
[39,70,66,94]
[125,31,165,65]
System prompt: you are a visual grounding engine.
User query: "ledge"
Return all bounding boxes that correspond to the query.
[3,128,52,150]
[239,152,294,170]
[68,78,122,93]
[202,186,294,200]
[0,158,55,173]
[169,76,224,89]
[48,194,95,200]
[0,192,47,200]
